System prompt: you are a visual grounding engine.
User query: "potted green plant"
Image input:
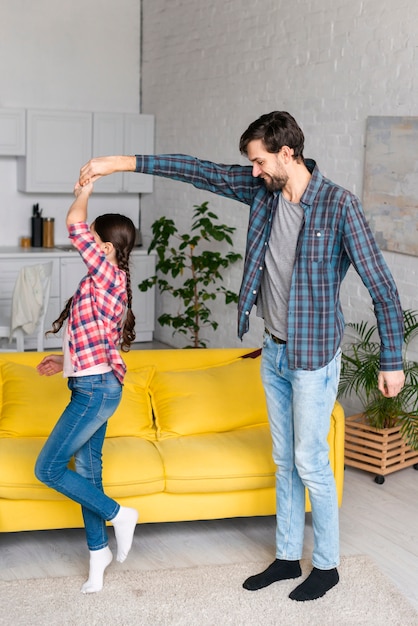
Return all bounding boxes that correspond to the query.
[138,201,242,348]
[338,309,418,483]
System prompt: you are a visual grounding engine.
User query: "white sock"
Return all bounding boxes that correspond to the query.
[111,506,139,563]
[81,546,113,594]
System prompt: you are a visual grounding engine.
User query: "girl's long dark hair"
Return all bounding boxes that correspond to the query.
[48,214,137,352]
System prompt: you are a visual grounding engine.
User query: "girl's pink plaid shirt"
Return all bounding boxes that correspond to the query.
[66,222,128,384]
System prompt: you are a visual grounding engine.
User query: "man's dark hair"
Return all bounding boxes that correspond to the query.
[239,111,305,161]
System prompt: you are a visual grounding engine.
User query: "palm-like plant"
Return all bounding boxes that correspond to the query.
[338,309,418,450]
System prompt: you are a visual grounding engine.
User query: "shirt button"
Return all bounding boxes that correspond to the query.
[252,290,257,294]
[245,311,250,316]
[259,266,263,270]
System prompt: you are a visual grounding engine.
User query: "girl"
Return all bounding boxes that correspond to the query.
[35,181,138,593]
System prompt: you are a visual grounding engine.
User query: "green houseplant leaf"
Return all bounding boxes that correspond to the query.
[138,201,242,348]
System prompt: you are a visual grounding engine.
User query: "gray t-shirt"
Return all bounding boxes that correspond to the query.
[257,193,304,340]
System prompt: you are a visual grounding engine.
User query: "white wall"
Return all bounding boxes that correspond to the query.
[140,0,418,359]
[0,0,141,246]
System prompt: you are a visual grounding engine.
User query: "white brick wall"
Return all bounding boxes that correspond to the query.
[140,0,418,355]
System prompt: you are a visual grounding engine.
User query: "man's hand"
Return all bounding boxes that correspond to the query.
[79,155,136,186]
[37,354,64,377]
[378,370,405,397]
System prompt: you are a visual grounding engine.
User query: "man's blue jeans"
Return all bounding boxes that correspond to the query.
[35,372,122,551]
[261,334,341,570]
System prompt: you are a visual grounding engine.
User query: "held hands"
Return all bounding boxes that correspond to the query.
[37,355,64,377]
[377,370,405,397]
[73,180,93,198]
[79,155,136,186]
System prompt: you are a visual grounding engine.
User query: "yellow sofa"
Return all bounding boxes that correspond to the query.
[0,348,345,533]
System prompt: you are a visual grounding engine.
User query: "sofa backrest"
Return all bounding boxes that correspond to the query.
[123,348,254,371]
[0,348,265,440]
[149,355,268,438]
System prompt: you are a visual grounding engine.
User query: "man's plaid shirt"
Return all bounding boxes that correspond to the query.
[67,222,127,384]
[136,154,403,371]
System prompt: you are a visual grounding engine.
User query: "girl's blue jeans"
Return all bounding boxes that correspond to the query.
[35,372,122,551]
[261,334,341,570]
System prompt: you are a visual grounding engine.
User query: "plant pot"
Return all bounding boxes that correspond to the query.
[344,413,418,483]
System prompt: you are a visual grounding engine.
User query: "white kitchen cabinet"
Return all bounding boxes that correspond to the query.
[93,112,154,194]
[123,114,154,193]
[17,110,93,193]
[92,113,124,193]
[16,109,154,194]
[0,108,25,155]
[0,248,155,349]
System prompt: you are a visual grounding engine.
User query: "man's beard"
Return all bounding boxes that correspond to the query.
[263,172,288,192]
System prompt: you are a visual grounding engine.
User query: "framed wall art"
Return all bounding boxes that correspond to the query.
[363,115,418,256]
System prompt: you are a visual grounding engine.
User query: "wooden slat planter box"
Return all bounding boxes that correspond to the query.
[345,413,418,482]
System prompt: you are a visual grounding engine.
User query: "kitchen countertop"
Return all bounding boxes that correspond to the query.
[0,246,147,258]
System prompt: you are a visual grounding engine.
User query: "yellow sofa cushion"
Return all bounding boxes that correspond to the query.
[0,360,155,439]
[156,426,275,494]
[0,361,70,438]
[102,437,165,497]
[149,356,268,439]
[0,436,165,500]
[107,367,155,439]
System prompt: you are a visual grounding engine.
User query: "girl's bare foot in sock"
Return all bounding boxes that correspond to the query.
[81,546,113,594]
[111,506,139,563]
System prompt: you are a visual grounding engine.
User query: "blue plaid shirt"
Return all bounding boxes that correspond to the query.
[136,154,404,371]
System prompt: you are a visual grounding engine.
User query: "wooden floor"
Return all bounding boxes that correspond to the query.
[1,466,417,611]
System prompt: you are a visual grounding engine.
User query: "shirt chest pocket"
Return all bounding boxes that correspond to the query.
[300,227,331,263]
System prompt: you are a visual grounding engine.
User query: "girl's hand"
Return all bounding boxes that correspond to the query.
[73,181,93,198]
[37,354,64,376]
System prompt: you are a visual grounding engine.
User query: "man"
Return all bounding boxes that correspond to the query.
[79,111,405,601]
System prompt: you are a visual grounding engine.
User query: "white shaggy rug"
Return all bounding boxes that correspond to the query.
[1,555,417,626]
